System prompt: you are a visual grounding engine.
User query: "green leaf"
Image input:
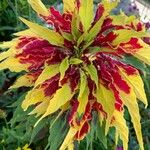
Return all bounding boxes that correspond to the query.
[30,118,48,143]
[59,57,70,81]
[46,115,69,150]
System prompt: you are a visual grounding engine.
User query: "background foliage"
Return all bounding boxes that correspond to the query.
[0,0,150,150]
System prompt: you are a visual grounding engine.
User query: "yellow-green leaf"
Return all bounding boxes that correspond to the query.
[112,29,147,46]
[71,10,81,41]
[20,17,64,46]
[85,63,99,88]
[79,0,94,32]
[9,74,34,89]
[22,88,46,111]
[119,68,148,107]
[59,57,70,81]
[77,70,89,115]
[29,99,50,117]
[95,83,115,134]
[120,87,144,150]
[28,0,49,16]
[0,57,28,72]
[70,58,83,65]
[35,64,59,87]
[113,110,129,150]
[39,84,74,120]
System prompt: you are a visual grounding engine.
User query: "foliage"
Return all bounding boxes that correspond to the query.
[0,0,150,150]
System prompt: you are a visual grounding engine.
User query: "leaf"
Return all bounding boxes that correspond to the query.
[79,0,94,31]
[77,70,89,115]
[30,118,48,143]
[14,29,37,37]
[0,49,14,61]
[120,87,144,150]
[134,47,150,65]
[112,29,147,46]
[60,127,77,150]
[36,84,74,124]
[0,57,29,72]
[70,58,83,65]
[85,63,99,88]
[28,0,49,16]
[119,68,148,107]
[22,88,46,111]
[0,39,17,49]
[46,115,69,150]
[29,99,50,117]
[71,10,81,41]
[84,0,118,43]
[60,30,73,41]
[63,0,76,13]
[59,57,70,81]
[20,17,64,46]
[9,74,34,89]
[35,64,59,87]
[113,110,129,150]
[95,83,115,134]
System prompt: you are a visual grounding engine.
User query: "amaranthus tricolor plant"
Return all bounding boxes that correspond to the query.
[0,0,150,149]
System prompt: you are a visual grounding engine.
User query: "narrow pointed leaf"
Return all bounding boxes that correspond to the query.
[20,18,64,46]
[59,57,70,81]
[79,0,94,31]
[28,0,49,16]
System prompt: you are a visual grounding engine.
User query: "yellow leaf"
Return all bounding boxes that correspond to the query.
[95,83,115,134]
[39,84,74,119]
[0,39,18,49]
[113,110,129,150]
[119,68,148,107]
[29,99,50,117]
[9,74,34,89]
[77,70,89,115]
[22,88,46,111]
[120,87,144,150]
[0,57,28,72]
[79,0,94,31]
[28,0,49,16]
[0,49,14,61]
[59,127,77,150]
[20,18,64,46]
[34,64,59,87]
[63,0,76,13]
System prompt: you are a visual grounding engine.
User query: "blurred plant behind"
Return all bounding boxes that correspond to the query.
[0,0,150,150]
